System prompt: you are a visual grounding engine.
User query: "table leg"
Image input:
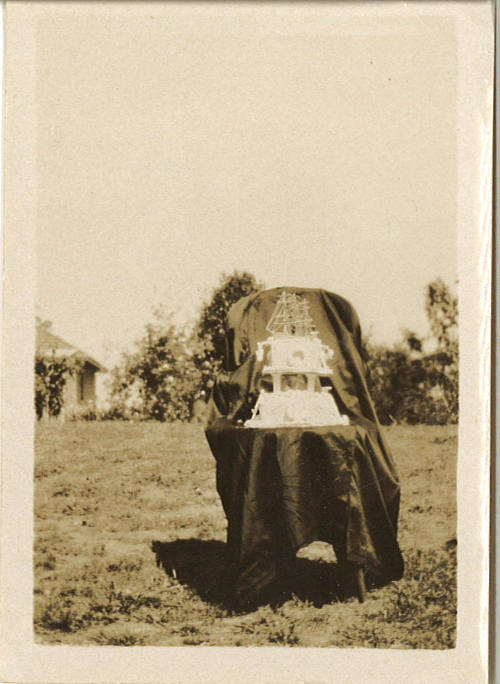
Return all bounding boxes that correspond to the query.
[355,565,367,603]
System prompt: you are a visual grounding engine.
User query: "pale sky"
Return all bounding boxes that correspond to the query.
[36,5,457,371]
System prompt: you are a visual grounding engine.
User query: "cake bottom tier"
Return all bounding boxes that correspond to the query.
[245,389,349,428]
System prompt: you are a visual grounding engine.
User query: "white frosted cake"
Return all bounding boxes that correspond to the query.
[245,292,349,428]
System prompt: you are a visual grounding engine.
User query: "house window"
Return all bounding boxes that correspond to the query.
[79,372,85,402]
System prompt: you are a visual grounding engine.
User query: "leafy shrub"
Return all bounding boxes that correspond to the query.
[366,345,457,425]
[366,280,458,425]
[108,311,206,422]
[193,270,264,395]
[107,271,263,422]
[35,354,82,419]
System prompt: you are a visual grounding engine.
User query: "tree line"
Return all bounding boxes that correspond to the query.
[35,273,458,425]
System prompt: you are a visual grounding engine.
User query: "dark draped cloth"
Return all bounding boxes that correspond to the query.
[204,287,404,603]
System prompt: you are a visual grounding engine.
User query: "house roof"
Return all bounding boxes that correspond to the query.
[36,322,107,372]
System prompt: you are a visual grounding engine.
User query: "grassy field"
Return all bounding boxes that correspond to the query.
[34,422,456,648]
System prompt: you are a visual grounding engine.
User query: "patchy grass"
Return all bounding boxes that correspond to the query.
[34,422,456,647]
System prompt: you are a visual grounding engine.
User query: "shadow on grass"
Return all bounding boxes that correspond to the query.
[151,538,361,611]
[152,539,230,606]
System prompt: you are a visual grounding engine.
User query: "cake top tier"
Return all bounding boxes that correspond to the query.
[260,334,334,375]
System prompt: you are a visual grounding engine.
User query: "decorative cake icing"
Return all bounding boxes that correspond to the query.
[245,291,349,427]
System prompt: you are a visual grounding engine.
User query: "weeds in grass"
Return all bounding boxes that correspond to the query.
[263,616,299,645]
[91,628,148,646]
[38,597,91,633]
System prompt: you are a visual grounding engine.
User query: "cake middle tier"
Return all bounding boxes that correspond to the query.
[257,334,334,374]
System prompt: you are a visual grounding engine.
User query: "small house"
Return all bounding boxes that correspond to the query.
[36,320,107,418]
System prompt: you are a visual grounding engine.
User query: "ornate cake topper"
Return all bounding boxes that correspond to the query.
[266,291,315,336]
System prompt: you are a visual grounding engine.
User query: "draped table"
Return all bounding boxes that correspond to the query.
[205,418,404,607]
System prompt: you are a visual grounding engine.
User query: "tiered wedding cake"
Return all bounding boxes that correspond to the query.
[244,291,349,427]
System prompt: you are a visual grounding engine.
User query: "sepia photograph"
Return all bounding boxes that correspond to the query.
[1,1,493,682]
